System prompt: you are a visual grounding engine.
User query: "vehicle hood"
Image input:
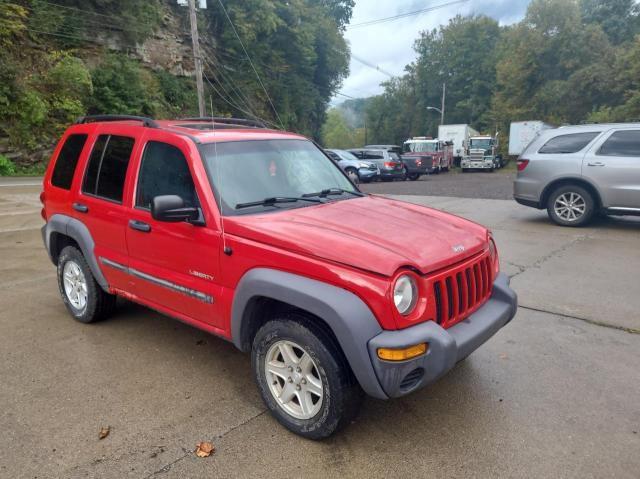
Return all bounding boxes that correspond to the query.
[224,196,488,277]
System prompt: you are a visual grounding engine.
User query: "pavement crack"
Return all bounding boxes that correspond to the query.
[509,234,591,279]
[145,409,268,477]
[519,305,640,334]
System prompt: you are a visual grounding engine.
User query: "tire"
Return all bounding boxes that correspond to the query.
[252,314,364,440]
[408,173,420,181]
[462,168,468,173]
[546,184,595,227]
[344,167,359,185]
[57,246,116,323]
[360,178,371,184]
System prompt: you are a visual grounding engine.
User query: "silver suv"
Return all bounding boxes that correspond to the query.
[514,123,640,226]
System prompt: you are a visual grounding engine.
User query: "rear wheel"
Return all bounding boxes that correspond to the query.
[408,173,420,181]
[252,315,363,440]
[546,184,595,227]
[57,246,116,323]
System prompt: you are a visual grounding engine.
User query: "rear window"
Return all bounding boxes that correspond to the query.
[51,134,88,190]
[598,130,640,157]
[82,135,135,203]
[538,132,599,154]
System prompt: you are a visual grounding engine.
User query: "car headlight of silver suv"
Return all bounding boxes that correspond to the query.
[393,274,418,315]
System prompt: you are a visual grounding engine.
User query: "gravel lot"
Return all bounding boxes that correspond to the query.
[360,169,516,200]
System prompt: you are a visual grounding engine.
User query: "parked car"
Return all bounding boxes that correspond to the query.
[364,144,403,156]
[324,149,379,183]
[514,123,640,226]
[348,148,406,181]
[41,115,517,439]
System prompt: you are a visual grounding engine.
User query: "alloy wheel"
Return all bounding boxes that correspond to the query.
[554,192,586,222]
[265,340,323,420]
[62,260,88,312]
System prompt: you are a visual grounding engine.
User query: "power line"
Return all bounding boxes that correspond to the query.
[350,53,395,78]
[202,56,259,121]
[347,0,470,29]
[22,27,143,51]
[36,0,135,22]
[216,0,285,130]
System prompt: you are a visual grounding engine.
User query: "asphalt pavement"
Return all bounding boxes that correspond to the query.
[1,177,638,478]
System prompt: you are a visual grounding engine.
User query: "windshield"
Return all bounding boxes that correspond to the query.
[404,142,437,153]
[201,139,357,215]
[470,139,492,149]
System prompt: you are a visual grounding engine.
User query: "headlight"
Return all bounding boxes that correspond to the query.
[359,162,371,168]
[393,274,418,315]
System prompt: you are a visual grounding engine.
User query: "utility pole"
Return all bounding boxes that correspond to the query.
[188,0,205,117]
[440,82,446,125]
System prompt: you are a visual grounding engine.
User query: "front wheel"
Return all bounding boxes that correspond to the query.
[252,315,363,440]
[344,167,359,185]
[547,184,595,227]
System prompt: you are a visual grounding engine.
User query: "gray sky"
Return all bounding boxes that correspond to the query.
[338,0,532,101]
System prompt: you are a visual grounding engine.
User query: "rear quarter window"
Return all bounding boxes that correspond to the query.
[51,134,88,190]
[538,132,600,154]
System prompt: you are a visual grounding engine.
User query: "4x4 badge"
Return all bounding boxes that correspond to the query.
[452,244,465,253]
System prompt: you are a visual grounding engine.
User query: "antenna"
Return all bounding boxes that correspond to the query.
[209,97,231,256]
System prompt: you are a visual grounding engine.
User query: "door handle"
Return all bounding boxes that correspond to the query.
[587,162,605,167]
[72,202,88,213]
[128,220,151,233]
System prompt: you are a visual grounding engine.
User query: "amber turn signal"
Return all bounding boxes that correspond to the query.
[377,343,428,361]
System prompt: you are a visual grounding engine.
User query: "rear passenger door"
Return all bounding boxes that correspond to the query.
[583,129,640,209]
[75,128,139,292]
[126,132,223,329]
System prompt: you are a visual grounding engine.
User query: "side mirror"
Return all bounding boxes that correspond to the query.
[151,195,199,223]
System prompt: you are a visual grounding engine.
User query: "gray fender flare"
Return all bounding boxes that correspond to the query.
[231,268,388,399]
[42,214,109,291]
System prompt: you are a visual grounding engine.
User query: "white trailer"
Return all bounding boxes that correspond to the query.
[508,121,554,156]
[438,124,479,160]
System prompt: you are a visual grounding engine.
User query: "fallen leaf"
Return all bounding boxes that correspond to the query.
[499,353,508,360]
[99,426,110,440]
[195,441,214,458]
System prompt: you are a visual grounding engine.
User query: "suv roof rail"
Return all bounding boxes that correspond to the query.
[75,115,160,128]
[180,117,267,129]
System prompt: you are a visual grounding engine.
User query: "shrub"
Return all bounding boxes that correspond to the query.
[0,155,17,176]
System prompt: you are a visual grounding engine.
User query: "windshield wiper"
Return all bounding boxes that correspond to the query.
[235,196,324,210]
[302,188,364,199]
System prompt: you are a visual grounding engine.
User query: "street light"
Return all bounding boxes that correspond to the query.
[426,106,444,126]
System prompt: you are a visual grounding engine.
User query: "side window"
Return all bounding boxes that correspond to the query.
[598,130,640,157]
[82,135,135,203]
[365,151,384,160]
[51,134,88,190]
[136,141,198,210]
[538,132,600,154]
[349,150,361,159]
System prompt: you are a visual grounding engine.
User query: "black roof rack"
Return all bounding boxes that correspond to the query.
[75,115,160,128]
[179,117,267,129]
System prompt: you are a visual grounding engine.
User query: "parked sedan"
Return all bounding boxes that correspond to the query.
[325,149,380,183]
[348,148,406,181]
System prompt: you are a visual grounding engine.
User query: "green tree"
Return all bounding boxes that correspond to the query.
[580,0,640,45]
[322,108,355,148]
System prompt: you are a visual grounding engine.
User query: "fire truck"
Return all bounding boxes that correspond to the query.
[402,137,453,176]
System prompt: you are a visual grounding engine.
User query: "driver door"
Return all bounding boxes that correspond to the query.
[126,132,223,329]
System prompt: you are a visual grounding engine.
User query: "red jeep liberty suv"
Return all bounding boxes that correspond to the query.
[41,115,517,439]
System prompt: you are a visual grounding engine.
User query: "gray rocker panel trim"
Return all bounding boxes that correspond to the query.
[42,214,109,291]
[231,268,388,399]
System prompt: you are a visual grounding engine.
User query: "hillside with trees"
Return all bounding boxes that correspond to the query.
[0,0,353,173]
[322,0,640,152]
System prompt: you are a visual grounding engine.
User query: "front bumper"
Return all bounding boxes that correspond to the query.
[367,273,517,398]
[358,168,379,180]
[462,160,494,169]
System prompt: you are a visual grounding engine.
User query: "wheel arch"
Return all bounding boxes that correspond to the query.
[541,177,603,210]
[231,268,388,399]
[42,214,109,291]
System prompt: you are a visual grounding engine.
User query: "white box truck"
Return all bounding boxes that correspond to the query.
[438,124,479,165]
[508,121,554,156]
